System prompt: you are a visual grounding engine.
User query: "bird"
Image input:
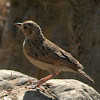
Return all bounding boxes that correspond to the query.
[15,20,94,88]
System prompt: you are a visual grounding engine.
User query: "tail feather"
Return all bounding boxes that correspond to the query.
[77,69,95,83]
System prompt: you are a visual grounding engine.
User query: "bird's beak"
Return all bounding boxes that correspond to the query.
[14,23,22,29]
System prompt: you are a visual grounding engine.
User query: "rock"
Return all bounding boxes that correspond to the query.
[0,69,100,100]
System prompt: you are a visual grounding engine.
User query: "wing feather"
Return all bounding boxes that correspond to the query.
[34,39,83,71]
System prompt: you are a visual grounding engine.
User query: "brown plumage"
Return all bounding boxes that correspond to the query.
[15,20,94,88]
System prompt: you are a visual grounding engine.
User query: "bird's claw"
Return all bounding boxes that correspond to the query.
[28,80,39,85]
[24,85,36,89]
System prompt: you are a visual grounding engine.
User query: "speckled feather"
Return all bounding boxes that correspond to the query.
[24,37,83,71]
[16,20,94,83]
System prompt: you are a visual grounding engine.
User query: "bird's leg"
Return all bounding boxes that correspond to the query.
[25,71,59,89]
[35,71,59,88]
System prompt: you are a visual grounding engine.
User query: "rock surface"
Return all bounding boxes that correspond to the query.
[0,69,100,100]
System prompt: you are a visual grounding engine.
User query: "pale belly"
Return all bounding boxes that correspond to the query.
[23,49,56,71]
[23,48,75,73]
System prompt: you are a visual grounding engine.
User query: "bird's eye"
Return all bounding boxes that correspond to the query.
[27,23,32,26]
[23,25,27,29]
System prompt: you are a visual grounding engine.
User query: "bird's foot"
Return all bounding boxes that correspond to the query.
[25,72,59,91]
[24,85,36,89]
[27,79,39,85]
[24,81,53,92]
[24,84,50,92]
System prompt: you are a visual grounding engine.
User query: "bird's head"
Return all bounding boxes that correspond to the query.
[15,20,42,38]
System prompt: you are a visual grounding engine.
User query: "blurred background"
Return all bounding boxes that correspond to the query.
[0,0,100,93]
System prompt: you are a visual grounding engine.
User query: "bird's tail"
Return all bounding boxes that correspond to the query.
[77,69,95,83]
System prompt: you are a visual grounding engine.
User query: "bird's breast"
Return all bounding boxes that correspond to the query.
[23,40,56,71]
[23,40,75,73]
[23,48,56,71]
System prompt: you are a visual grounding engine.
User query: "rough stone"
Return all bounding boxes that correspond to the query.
[0,69,100,100]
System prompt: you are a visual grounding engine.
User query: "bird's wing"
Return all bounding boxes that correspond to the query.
[35,39,83,71]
